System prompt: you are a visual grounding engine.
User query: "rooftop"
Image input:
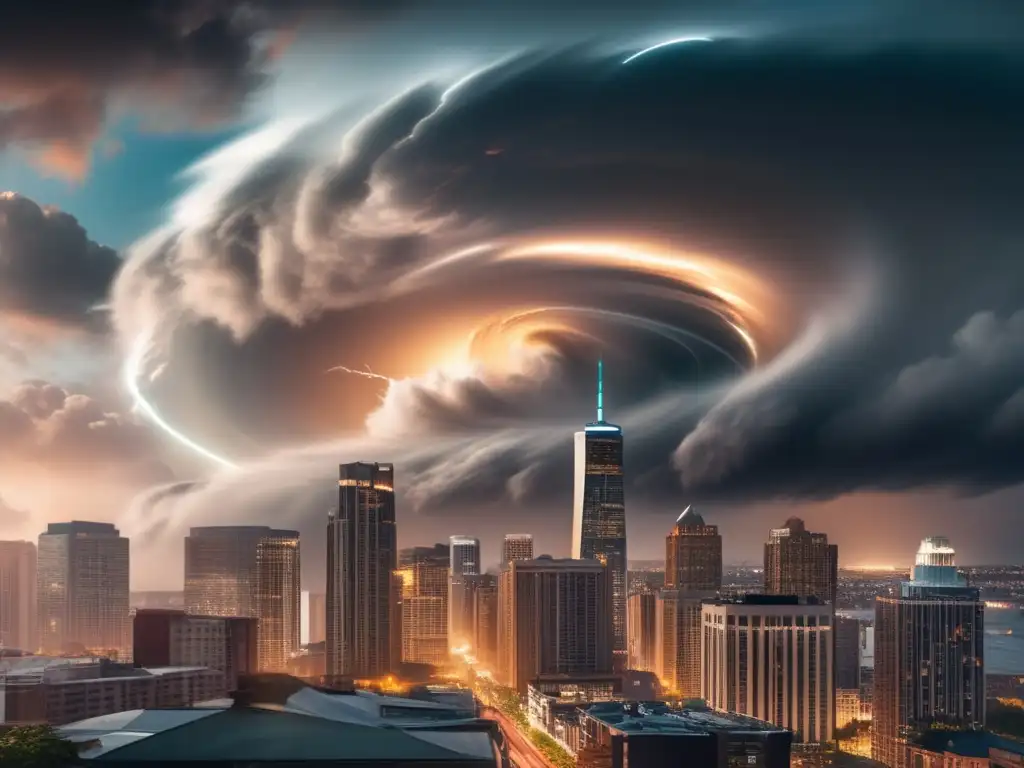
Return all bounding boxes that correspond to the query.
[675,505,706,527]
[582,701,788,736]
[60,674,498,765]
[914,730,1024,759]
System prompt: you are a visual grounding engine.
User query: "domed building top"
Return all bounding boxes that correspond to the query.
[675,505,706,527]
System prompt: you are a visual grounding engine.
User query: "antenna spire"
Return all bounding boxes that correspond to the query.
[597,357,604,422]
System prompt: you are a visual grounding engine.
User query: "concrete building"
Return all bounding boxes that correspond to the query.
[0,656,224,725]
[304,591,327,645]
[471,574,498,669]
[763,518,838,604]
[397,546,449,665]
[626,592,656,672]
[449,536,480,650]
[133,609,258,692]
[873,537,985,768]
[328,462,397,678]
[566,701,792,768]
[184,526,300,673]
[501,534,534,566]
[702,595,835,744]
[37,521,130,660]
[665,507,722,591]
[0,540,36,653]
[499,557,614,693]
[655,589,714,699]
[571,360,627,655]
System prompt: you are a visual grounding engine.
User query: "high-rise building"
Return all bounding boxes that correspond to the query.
[502,534,534,565]
[872,537,984,768]
[571,360,627,654]
[255,530,301,672]
[763,518,838,604]
[448,536,480,650]
[626,592,656,672]
[303,591,326,645]
[702,596,835,744]
[0,540,36,653]
[665,507,722,591]
[37,521,130,660]
[471,573,499,669]
[835,615,862,692]
[133,609,258,692]
[499,557,614,693]
[396,545,449,665]
[328,462,397,678]
[184,526,300,672]
[655,589,715,699]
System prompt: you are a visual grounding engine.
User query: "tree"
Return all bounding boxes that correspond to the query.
[0,724,80,767]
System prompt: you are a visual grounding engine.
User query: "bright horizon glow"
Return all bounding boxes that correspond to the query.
[622,37,713,65]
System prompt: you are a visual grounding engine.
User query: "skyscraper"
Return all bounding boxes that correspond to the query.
[471,573,499,669]
[665,506,722,591]
[184,526,301,672]
[501,534,534,565]
[397,544,449,665]
[626,591,656,672]
[303,591,327,645]
[763,517,838,604]
[255,530,301,672]
[872,537,985,768]
[37,521,130,660]
[572,359,627,653]
[449,536,481,650]
[655,588,715,698]
[702,596,835,744]
[0,540,36,653]
[835,615,862,692]
[499,556,614,693]
[328,462,397,678]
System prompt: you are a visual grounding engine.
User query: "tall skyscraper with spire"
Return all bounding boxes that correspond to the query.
[572,359,627,654]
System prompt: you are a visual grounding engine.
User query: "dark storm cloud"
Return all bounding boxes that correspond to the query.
[0,193,119,330]
[115,36,1024,554]
[0,0,416,176]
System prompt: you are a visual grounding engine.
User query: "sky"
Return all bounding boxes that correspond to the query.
[3,0,1024,590]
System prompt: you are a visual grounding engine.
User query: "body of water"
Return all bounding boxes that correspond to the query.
[841,607,1024,675]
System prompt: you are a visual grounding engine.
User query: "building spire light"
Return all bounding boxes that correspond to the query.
[597,357,604,422]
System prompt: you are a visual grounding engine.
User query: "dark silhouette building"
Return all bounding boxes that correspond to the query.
[328,462,397,678]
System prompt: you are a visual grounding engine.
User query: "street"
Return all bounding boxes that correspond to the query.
[480,706,552,768]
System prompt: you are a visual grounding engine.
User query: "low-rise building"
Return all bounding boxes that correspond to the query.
[571,700,792,768]
[0,656,224,725]
[908,730,1024,768]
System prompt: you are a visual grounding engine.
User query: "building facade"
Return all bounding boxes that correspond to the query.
[0,657,223,725]
[37,521,130,660]
[626,592,656,673]
[449,536,481,650]
[184,526,300,673]
[571,360,627,654]
[835,615,862,692]
[396,546,449,665]
[502,534,534,565]
[471,574,499,669]
[702,596,835,744]
[0,540,36,653]
[327,462,397,678]
[133,609,258,692]
[499,557,614,693]
[763,518,838,604]
[655,589,715,699]
[665,507,722,591]
[872,537,985,768]
[305,592,327,645]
